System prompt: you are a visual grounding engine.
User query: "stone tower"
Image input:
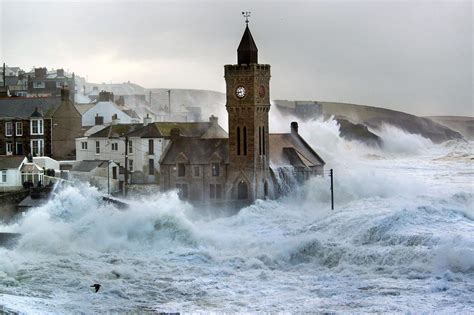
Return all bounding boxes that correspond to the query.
[225,24,271,201]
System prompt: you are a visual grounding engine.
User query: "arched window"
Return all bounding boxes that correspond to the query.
[264,181,268,197]
[237,180,248,200]
[259,126,262,156]
[262,126,266,155]
[243,126,247,155]
[236,126,241,155]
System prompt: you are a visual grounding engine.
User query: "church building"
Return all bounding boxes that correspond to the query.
[159,22,325,204]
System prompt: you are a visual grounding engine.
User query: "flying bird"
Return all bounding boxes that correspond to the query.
[91,284,101,293]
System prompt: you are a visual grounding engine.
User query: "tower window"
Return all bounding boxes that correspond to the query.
[262,126,265,155]
[243,126,247,155]
[259,126,262,156]
[236,126,241,155]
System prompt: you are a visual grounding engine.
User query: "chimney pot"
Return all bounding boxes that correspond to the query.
[291,121,299,135]
[61,86,70,101]
[170,128,181,140]
[209,115,218,125]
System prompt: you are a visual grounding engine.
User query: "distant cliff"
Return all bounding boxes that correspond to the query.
[275,100,464,144]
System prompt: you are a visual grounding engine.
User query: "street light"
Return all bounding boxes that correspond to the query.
[107,160,113,195]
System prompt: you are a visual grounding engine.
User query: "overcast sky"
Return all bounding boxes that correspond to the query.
[1,0,472,116]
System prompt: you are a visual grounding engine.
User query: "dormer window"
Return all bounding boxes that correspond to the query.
[30,119,43,135]
[177,163,185,177]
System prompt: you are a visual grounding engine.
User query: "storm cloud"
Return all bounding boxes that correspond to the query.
[1,0,472,116]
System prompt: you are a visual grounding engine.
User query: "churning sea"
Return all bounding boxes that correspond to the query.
[0,118,473,313]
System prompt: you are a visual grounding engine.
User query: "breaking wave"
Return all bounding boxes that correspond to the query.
[0,117,472,313]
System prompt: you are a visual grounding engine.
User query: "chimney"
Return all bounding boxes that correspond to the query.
[56,68,64,77]
[291,121,299,135]
[170,128,181,140]
[209,115,218,126]
[95,113,104,125]
[111,113,120,125]
[34,67,47,78]
[98,90,112,102]
[61,86,70,101]
[92,86,99,91]
[143,114,152,126]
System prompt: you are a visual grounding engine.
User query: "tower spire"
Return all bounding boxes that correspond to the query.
[237,12,258,65]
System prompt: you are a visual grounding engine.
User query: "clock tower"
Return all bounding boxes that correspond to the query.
[225,23,271,201]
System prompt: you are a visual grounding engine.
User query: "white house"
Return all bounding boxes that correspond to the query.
[81,101,137,126]
[70,160,120,193]
[75,116,227,185]
[0,156,27,192]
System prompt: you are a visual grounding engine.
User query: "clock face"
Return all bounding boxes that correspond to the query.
[235,86,247,99]
[258,85,265,98]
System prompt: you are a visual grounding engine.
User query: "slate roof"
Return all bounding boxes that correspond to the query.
[269,133,325,168]
[126,122,227,139]
[160,138,229,164]
[0,156,26,169]
[0,97,61,118]
[89,123,144,138]
[71,160,109,172]
[75,104,95,115]
[237,25,258,64]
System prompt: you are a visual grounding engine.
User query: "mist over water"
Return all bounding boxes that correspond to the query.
[0,117,473,313]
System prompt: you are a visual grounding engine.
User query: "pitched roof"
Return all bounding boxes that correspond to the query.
[71,160,109,172]
[0,156,26,169]
[160,138,229,164]
[237,25,258,64]
[0,97,61,118]
[75,104,95,115]
[89,123,144,138]
[126,122,227,139]
[269,133,325,168]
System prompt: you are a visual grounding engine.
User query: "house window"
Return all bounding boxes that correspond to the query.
[176,183,188,199]
[216,184,222,199]
[112,167,117,180]
[149,159,154,175]
[111,143,118,151]
[95,141,100,154]
[209,184,222,199]
[128,159,134,172]
[177,163,185,177]
[193,166,200,177]
[210,184,215,199]
[31,139,44,156]
[56,81,64,88]
[212,163,220,177]
[16,142,23,155]
[33,81,45,89]
[81,142,88,150]
[128,140,133,154]
[148,139,154,154]
[0,170,6,183]
[30,119,44,135]
[6,143,13,155]
[16,122,22,136]
[5,122,13,136]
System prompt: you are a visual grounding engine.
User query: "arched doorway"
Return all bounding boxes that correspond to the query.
[237,180,248,200]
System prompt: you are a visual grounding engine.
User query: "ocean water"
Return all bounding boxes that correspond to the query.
[0,119,473,313]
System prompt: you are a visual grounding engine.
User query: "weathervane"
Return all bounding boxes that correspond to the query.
[242,11,251,25]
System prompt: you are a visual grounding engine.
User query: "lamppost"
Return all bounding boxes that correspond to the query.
[107,160,112,195]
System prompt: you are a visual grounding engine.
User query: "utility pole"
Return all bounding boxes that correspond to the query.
[107,160,110,195]
[124,136,129,197]
[2,63,6,87]
[329,168,334,210]
[167,89,171,113]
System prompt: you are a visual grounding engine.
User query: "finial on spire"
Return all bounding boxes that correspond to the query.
[242,11,251,25]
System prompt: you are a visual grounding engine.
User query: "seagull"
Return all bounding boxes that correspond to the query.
[91,284,101,293]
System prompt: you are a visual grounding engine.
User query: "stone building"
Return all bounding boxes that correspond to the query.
[0,87,82,159]
[159,23,325,204]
